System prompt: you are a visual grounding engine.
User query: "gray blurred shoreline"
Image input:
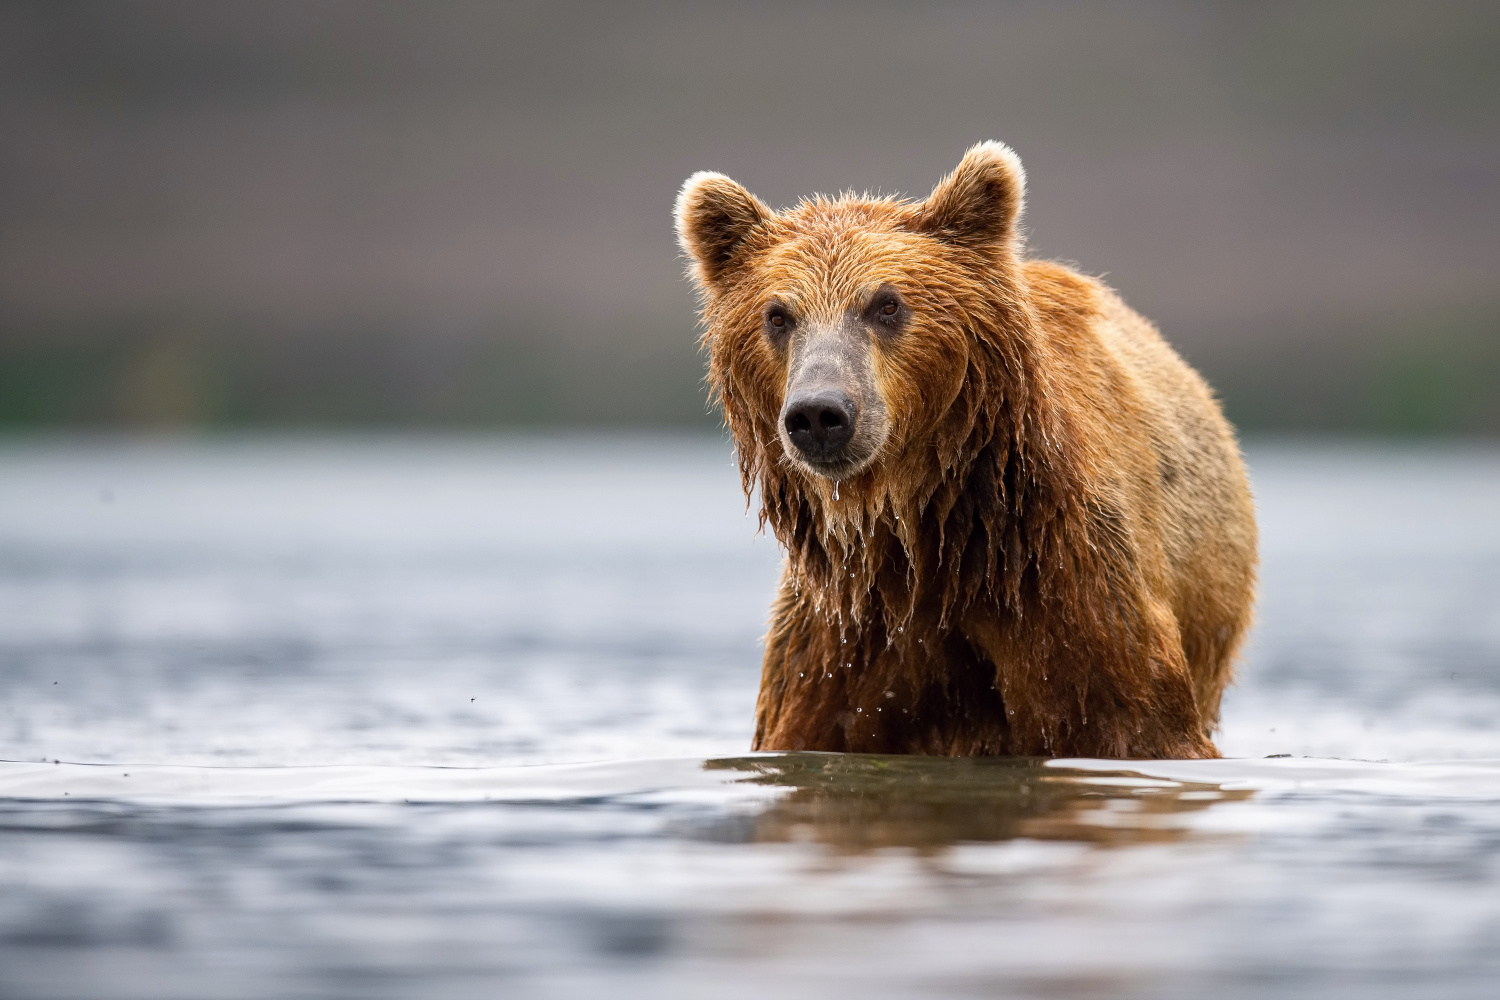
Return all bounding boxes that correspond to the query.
[2,1,1496,434]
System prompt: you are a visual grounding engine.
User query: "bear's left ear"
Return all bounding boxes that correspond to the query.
[913,141,1026,251]
[675,171,774,287]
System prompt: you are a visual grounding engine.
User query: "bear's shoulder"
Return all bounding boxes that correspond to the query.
[1017,258,1117,358]
[1020,259,1106,325]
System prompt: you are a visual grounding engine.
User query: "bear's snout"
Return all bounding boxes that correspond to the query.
[782,389,857,461]
[776,320,890,478]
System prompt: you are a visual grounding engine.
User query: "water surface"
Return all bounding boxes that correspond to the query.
[1,436,1497,998]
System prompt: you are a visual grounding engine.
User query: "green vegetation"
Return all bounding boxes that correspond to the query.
[0,321,716,430]
[1205,305,1500,436]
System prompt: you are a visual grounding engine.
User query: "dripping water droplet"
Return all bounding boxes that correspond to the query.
[833,480,840,501]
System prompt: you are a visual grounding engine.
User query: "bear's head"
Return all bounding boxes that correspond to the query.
[675,142,1030,519]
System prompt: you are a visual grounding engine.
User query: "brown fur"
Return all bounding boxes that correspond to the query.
[675,142,1257,759]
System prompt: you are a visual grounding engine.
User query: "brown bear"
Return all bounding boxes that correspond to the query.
[674,142,1257,759]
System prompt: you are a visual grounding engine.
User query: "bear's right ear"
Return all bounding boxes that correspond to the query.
[675,171,774,286]
[913,141,1026,252]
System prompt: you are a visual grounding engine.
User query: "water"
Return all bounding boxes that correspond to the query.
[1,435,1497,999]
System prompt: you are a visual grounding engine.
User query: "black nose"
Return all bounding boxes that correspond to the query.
[782,389,857,459]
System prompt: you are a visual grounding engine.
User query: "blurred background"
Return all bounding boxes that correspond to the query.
[2,0,1497,436]
[4,8,1500,996]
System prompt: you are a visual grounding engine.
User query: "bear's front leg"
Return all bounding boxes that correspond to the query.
[754,572,1020,756]
[751,575,859,752]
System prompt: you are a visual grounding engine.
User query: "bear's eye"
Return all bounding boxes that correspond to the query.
[764,305,793,338]
[868,286,905,330]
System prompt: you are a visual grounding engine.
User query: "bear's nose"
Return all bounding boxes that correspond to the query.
[783,389,857,458]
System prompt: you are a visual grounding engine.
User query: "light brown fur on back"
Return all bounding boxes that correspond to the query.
[675,143,1257,759]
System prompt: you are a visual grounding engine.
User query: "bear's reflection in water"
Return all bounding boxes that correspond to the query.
[702,753,1252,852]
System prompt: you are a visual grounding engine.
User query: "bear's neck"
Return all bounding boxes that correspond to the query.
[760,324,1084,639]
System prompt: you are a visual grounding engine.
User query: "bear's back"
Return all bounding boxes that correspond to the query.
[1022,259,1258,723]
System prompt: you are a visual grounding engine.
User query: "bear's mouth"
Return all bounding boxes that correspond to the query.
[790,450,877,481]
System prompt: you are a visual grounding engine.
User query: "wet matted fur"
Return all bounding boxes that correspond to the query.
[675,142,1257,759]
